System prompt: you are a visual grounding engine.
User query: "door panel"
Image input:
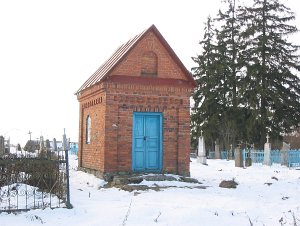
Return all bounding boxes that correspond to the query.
[133,116,145,170]
[132,113,162,172]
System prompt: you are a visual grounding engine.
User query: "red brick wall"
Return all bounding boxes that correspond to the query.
[77,85,106,173]
[111,31,187,80]
[104,82,192,176]
[77,29,194,177]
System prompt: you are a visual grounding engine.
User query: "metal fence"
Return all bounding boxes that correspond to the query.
[242,149,300,167]
[220,150,235,160]
[288,150,300,167]
[0,148,70,212]
[210,149,300,168]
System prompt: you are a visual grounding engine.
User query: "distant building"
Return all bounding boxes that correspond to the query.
[24,140,40,153]
[75,25,196,178]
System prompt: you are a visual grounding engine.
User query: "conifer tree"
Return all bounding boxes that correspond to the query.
[192,0,300,149]
[215,0,247,147]
[191,16,223,149]
[242,0,300,145]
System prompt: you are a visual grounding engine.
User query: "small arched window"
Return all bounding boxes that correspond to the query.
[141,51,158,76]
[86,115,91,144]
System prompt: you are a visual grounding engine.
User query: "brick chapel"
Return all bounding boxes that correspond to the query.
[75,25,196,178]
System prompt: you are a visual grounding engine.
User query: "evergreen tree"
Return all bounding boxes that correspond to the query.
[242,0,300,145]
[191,16,223,150]
[192,0,300,149]
[216,0,242,109]
[215,0,247,147]
[192,1,248,150]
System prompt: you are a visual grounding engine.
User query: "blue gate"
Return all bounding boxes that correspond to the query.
[132,112,163,172]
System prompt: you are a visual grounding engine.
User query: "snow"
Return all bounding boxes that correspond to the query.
[0,183,62,211]
[1,155,300,226]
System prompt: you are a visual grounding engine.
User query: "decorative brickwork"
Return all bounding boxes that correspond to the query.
[76,25,196,178]
[141,51,158,76]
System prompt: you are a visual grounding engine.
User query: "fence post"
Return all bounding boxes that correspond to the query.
[63,129,73,209]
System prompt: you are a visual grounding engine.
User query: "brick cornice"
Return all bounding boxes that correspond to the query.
[107,75,195,88]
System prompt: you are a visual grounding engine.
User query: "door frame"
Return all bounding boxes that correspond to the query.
[132,112,163,172]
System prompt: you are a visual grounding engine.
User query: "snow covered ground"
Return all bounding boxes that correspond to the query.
[1,155,300,226]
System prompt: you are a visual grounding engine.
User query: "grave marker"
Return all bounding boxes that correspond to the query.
[263,134,271,166]
[235,145,243,167]
[281,142,290,166]
[215,141,221,159]
[53,138,57,152]
[197,131,207,165]
[0,136,5,156]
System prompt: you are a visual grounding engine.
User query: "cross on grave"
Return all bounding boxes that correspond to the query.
[266,134,269,143]
[28,130,32,141]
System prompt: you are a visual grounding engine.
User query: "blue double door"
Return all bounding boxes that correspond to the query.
[132,112,163,172]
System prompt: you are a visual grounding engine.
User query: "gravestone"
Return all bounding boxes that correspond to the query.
[235,145,243,167]
[62,131,70,151]
[281,142,290,166]
[40,136,45,150]
[39,136,46,158]
[53,138,57,152]
[5,138,10,154]
[45,139,51,150]
[227,144,233,160]
[0,136,5,156]
[215,142,221,159]
[245,148,252,167]
[263,135,271,166]
[45,139,51,158]
[197,131,207,165]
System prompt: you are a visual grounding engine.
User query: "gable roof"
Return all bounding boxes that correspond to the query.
[75,24,196,95]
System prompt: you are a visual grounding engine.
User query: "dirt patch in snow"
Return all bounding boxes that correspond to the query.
[219,179,238,189]
[102,174,206,192]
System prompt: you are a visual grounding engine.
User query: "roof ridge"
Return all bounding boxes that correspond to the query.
[75,24,195,95]
[75,26,149,95]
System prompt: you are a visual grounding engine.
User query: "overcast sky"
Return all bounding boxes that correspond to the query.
[0,0,299,145]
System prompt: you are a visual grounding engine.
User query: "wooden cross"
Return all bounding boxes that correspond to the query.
[28,130,32,141]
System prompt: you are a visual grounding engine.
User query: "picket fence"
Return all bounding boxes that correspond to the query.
[208,149,300,168]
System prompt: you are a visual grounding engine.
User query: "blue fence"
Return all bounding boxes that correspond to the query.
[69,143,78,155]
[220,150,235,160]
[210,149,300,168]
[288,150,300,167]
[242,149,281,164]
